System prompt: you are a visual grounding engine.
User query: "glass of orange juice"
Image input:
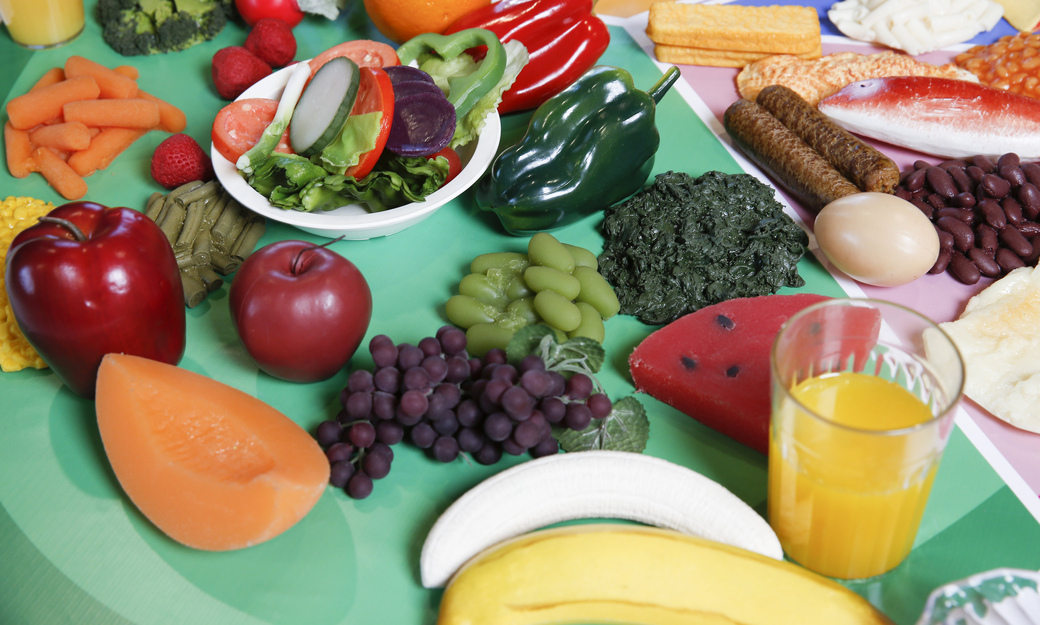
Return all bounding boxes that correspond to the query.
[768,298,964,580]
[0,0,84,49]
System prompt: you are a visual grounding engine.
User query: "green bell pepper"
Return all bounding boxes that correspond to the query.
[474,64,680,236]
[396,28,507,121]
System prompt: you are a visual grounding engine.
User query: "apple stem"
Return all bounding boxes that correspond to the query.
[290,236,346,275]
[37,215,87,241]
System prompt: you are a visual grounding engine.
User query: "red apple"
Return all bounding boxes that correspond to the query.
[229,240,373,383]
[5,201,186,398]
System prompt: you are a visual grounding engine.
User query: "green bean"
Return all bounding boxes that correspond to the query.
[158,201,186,245]
[563,243,598,270]
[165,180,205,204]
[144,192,165,220]
[181,270,207,308]
[205,191,231,224]
[568,302,606,342]
[464,322,515,357]
[175,199,206,248]
[458,273,509,308]
[533,289,581,333]
[211,198,242,245]
[470,252,528,275]
[573,266,621,319]
[230,218,266,258]
[192,228,213,266]
[176,179,221,205]
[524,265,581,300]
[197,266,224,292]
[445,294,497,329]
[527,232,574,273]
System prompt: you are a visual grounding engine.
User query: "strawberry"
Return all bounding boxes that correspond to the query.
[245,18,298,68]
[150,134,215,190]
[211,46,272,100]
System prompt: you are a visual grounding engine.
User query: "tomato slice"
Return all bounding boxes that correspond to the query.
[308,40,400,77]
[429,147,463,186]
[211,98,293,164]
[344,67,395,180]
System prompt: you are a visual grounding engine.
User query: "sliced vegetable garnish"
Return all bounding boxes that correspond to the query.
[237,61,312,175]
[386,90,457,157]
[212,98,290,164]
[344,67,395,180]
[384,65,437,86]
[308,40,400,76]
[290,56,361,157]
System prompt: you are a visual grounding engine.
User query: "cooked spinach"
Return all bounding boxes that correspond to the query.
[598,170,808,325]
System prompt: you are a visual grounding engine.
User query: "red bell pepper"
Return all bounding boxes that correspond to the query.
[444,0,610,114]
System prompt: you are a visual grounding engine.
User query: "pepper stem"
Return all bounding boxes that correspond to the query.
[37,215,87,242]
[646,66,681,104]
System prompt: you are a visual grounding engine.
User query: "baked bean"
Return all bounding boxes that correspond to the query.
[973,154,996,172]
[1003,196,1024,226]
[905,167,927,192]
[981,173,1011,198]
[949,166,974,193]
[953,191,976,208]
[937,215,975,252]
[998,152,1021,169]
[926,166,957,198]
[1021,162,1040,187]
[930,248,953,274]
[947,252,982,284]
[978,199,1006,229]
[969,247,1001,278]
[1000,225,1033,257]
[976,223,999,252]
[999,164,1027,187]
[996,247,1027,272]
[1019,183,1040,219]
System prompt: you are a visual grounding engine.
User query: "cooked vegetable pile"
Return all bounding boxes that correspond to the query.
[98,0,236,56]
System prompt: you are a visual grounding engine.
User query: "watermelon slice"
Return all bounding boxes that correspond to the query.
[629,293,832,455]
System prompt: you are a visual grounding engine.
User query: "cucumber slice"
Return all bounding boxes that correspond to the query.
[290,56,361,157]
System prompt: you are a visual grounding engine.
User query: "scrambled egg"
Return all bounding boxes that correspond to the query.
[1,196,53,372]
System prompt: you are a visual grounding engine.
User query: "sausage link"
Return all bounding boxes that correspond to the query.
[723,98,859,212]
[755,85,900,193]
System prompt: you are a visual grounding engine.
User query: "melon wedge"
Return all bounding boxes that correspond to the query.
[95,354,330,551]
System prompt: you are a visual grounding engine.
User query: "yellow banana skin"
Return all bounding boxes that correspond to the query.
[437,524,896,625]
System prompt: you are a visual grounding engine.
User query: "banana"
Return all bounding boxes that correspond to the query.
[437,524,896,625]
[420,450,781,588]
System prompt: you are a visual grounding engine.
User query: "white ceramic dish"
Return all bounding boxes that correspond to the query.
[212,62,501,240]
[916,568,1040,625]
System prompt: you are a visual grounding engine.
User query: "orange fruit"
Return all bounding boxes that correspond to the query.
[363,0,494,44]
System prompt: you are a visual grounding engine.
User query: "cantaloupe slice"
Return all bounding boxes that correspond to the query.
[95,353,330,551]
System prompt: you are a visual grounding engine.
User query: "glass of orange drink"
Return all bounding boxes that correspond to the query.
[0,0,84,49]
[768,298,964,580]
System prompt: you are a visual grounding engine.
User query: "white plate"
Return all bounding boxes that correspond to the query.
[916,568,1040,625]
[212,62,501,240]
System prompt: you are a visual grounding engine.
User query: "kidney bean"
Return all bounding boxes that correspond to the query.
[939,159,968,170]
[929,248,953,274]
[996,247,1027,272]
[905,167,927,192]
[929,193,950,211]
[1017,221,1040,237]
[953,192,976,208]
[977,199,1006,229]
[1000,164,1027,188]
[1018,183,1040,220]
[914,159,932,170]
[981,173,1011,199]
[937,215,975,252]
[969,247,1001,278]
[997,152,1021,169]
[976,223,999,252]
[1000,225,1033,257]
[1021,161,1040,187]
[1024,238,1040,264]
[936,228,955,251]
[947,252,982,284]
[911,198,934,219]
[895,187,913,201]
[1003,196,1024,226]
[966,165,987,183]
[973,154,996,172]
[937,207,973,224]
[948,167,974,193]
[926,167,957,198]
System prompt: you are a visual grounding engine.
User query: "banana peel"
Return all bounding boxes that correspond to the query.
[437,523,896,625]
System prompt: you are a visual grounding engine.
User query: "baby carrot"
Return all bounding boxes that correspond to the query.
[6,75,100,130]
[63,98,160,129]
[31,67,65,91]
[4,122,35,178]
[68,127,149,177]
[33,147,88,200]
[114,65,139,80]
[64,55,139,100]
[29,121,92,152]
[137,89,187,133]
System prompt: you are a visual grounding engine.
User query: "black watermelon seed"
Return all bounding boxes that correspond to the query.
[681,356,697,371]
[725,365,740,378]
[716,314,735,330]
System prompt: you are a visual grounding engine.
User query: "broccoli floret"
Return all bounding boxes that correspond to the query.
[98,0,235,56]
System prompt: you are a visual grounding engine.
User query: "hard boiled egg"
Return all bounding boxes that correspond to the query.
[814,192,939,287]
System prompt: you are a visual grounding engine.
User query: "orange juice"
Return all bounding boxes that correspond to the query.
[0,0,84,48]
[768,371,938,579]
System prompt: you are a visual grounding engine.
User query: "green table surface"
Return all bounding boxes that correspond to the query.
[2,3,1039,625]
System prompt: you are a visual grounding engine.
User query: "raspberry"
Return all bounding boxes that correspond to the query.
[211,46,272,100]
[245,18,297,68]
[150,134,214,190]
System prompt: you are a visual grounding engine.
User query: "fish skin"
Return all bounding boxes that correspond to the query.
[817,76,1040,159]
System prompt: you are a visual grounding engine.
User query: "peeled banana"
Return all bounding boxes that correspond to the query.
[437,524,896,625]
[420,450,781,588]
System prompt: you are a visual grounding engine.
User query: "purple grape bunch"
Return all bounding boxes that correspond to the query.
[314,325,613,499]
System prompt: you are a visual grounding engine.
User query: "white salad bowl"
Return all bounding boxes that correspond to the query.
[212,62,501,240]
